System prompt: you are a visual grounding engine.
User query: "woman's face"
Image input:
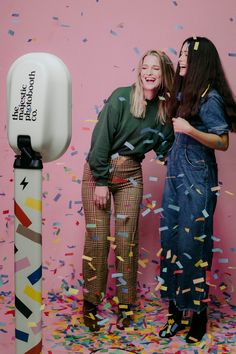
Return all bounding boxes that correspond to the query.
[178,42,188,76]
[140,54,162,98]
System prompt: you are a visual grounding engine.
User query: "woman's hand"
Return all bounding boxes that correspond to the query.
[172,117,193,134]
[172,117,229,151]
[94,186,110,209]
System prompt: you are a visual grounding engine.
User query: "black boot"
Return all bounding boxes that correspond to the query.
[159,301,185,338]
[117,304,132,330]
[83,300,100,332]
[186,308,207,343]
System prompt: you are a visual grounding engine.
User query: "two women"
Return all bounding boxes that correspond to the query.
[82,50,174,331]
[159,37,236,343]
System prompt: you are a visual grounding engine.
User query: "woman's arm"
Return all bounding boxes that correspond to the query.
[172,117,229,151]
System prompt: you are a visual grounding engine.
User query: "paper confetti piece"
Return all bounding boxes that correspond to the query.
[142,208,151,217]
[154,207,163,214]
[218,258,229,263]
[168,47,177,55]
[133,47,140,55]
[82,255,93,261]
[202,209,209,218]
[124,141,135,150]
[8,29,15,36]
[86,223,96,228]
[149,176,158,182]
[117,256,124,262]
[225,190,234,195]
[194,41,199,50]
[168,204,180,212]
[193,277,205,284]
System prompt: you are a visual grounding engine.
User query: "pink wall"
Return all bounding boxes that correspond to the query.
[1,0,236,307]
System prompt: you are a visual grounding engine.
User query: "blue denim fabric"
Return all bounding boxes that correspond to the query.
[159,90,229,312]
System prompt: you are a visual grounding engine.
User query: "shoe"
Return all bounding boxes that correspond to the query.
[159,301,185,338]
[117,304,132,330]
[83,300,100,332]
[186,309,207,343]
[159,317,185,338]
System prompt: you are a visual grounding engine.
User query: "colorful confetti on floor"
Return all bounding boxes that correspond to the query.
[1,289,236,353]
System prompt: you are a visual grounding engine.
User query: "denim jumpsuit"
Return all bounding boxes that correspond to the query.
[160,90,229,312]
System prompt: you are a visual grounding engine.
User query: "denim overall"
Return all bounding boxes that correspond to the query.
[160,90,229,312]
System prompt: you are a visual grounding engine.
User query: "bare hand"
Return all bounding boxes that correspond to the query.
[172,117,192,134]
[94,186,110,209]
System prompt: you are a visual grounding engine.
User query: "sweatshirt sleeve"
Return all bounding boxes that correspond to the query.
[87,94,120,186]
[154,122,174,161]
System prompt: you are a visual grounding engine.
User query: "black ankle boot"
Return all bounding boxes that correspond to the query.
[83,300,100,332]
[159,301,185,338]
[186,308,207,343]
[117,304,132,330]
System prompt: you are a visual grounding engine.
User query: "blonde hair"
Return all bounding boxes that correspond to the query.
[130,50,174,124]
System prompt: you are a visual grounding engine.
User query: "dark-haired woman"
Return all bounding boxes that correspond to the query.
[159,37,236,343]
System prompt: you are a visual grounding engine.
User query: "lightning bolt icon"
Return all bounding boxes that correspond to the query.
[20,177,29,190]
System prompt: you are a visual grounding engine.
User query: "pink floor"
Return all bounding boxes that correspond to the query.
[1,290,236,354]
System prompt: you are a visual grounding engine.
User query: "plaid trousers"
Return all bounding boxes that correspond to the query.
[82,156,143,305]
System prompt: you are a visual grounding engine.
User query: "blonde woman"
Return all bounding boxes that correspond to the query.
[82,50,174,331]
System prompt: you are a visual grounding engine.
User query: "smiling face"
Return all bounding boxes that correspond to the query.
[178,42,189,76]
[140,54,162,99]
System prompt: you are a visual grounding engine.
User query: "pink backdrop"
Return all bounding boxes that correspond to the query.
[0,0,236,309]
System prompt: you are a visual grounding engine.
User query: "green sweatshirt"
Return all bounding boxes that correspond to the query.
[87,86,174,186]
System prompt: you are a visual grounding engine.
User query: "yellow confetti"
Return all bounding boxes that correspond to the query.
[82,255,93,262]
[185,227,190,233]
[138,259,147,268]
[156,248,163,257]
[28,322,37,328]
[107,236,115,242]
[117,256,124,262]
[52,237,61,245]
[195,188,202,194]
[171,255,177,263]
[68,287,79,295]
[113,296,119,304]
[195,287,204,292]
[201,84,210,97]
[119,304,128,309]
[166,250,171,259]
[25,197,42,211]
[88,262,96,270]
[193,300,200,305]
[194,41,199,50]
[195,259,203,267]
[160,285,167,291]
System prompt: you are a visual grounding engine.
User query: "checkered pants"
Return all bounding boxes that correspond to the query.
[82,157,143,305]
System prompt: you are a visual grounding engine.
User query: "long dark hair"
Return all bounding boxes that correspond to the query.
[168,36,236,131]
